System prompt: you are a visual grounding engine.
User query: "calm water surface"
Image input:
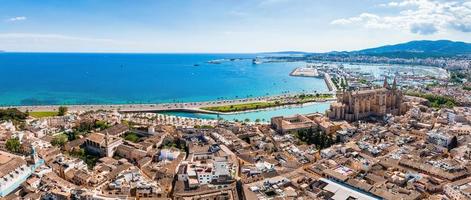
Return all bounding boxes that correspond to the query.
[0,53,328,106]
[158,102,332,122]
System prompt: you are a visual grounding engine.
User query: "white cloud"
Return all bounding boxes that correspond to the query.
[331,13,387,29]
[331,0,471,35]
[380,0,426,7]
[7,16,27,22]
[410,22,438,34]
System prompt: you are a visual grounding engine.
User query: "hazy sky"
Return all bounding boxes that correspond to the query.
[1,0,471,52]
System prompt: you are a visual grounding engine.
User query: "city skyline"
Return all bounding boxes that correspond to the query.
[1,0,471,53]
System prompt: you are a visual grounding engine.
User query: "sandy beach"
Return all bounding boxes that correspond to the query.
[1,93,336,115]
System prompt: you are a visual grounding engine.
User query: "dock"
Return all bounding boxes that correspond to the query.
[290,67,320,77]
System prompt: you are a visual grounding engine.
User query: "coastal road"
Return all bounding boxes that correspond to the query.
[2,93,336,114]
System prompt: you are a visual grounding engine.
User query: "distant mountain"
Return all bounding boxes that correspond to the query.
[262,51,309,55]
[353,40,471,57]
[262,40,471,58]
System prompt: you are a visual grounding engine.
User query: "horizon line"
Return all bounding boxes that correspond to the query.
[1,39,468,54]
[0,51,318,54]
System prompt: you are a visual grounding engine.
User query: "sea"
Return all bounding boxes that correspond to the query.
[1,53,447,121]
[0,53,328,106]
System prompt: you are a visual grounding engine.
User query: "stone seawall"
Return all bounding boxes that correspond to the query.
[323,73,337,92]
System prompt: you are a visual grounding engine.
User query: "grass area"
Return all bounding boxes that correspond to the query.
[201,93,334,113]
[296,93,333,103]
[29,111,58,118]
[123,132,141,143]
[202,102,279,113]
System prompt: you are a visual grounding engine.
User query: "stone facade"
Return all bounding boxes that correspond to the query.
[327,77,406,121]
[85,132,123,157]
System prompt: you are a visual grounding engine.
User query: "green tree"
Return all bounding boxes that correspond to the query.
[340,79,345,89]
[58,106,68,116]
[76,120,95,132]
[6,138,21,153]
[51,134,68,147]
[445,101,455,108]
[295,128,334,149]
[0,108,27,122]
[66,131,82,141]
[124,132,140,143]
[94,120,110,130]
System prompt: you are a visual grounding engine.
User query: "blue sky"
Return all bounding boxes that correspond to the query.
[1,0,470,52]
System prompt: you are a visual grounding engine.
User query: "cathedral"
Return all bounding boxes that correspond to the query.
[327,77,406,121]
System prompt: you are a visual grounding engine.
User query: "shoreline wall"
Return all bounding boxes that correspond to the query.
[323,73,337,92]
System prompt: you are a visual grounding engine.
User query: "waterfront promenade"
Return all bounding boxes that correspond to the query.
[2,93,336,114]
[323,73,337,92]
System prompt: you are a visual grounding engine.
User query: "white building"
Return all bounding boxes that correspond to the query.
[427,130,455,148]
[0,151,32,197]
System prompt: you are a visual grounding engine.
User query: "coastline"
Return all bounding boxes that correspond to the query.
[1,93,336,115]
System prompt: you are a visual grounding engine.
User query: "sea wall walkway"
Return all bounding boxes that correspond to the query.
[1,93,334,114]
[323,73,337,92]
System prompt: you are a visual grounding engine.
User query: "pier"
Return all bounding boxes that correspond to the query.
[290,67,320,77]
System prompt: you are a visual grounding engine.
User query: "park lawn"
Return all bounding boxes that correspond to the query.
[296,94,334,103]
[202,94,334,113]
[29,111,58,118]
[123,132,141,143]
[297,93,333,100]
[202,102,278,113]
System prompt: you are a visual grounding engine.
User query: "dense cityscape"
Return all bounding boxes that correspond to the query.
[1,53,471,200]
[2,0,471,200]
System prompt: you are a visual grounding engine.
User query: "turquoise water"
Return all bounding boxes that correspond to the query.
[0,53,328,106]
[158,102,331,122]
